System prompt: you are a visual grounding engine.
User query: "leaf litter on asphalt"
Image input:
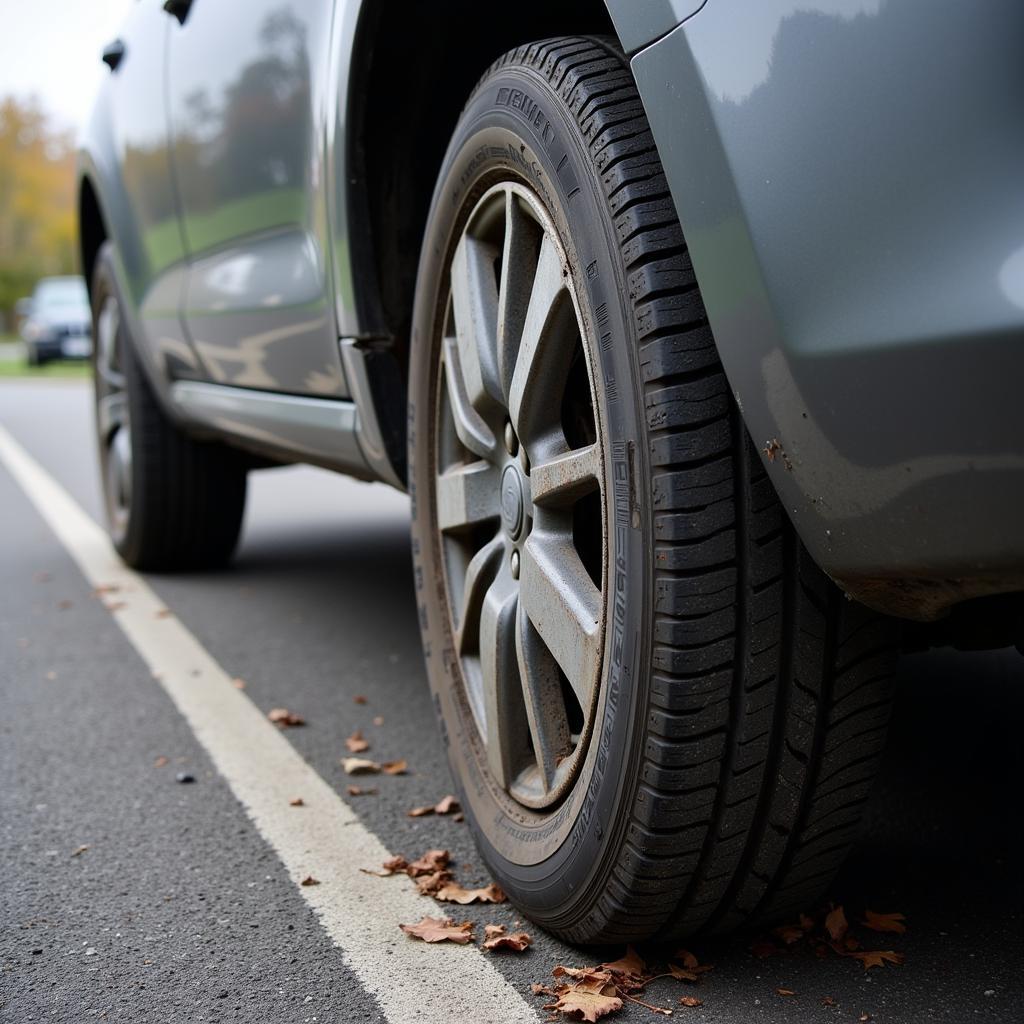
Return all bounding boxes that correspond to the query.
[400,916,474,944]
[408,794,461,817]
[267,707,305,727]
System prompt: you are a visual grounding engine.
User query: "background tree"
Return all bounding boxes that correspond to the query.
[0,96,77,329]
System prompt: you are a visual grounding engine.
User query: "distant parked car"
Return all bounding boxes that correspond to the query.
[20,277,92,365]
[78,0,1024,945]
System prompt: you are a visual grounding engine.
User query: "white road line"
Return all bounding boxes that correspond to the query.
[0,424,539,1024]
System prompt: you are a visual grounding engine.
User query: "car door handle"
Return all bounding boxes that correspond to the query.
[163,0,193,25]
[101,39,126,71]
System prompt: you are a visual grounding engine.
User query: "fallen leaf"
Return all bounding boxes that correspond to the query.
[300,875,320,886]
[407,849,450,876]
[154,608,171,618]
[602,946,645,978]
[70,845,89,857]
[345,730,370,753]
[353,695,367,704]
[372,715,384,726]
[776,987,796,997]
[821,996,837,1007]
[825,905,848,943]
[452,812,465,822]
[399,916,474,944]
[341,757,380,775]
[434,881,507,905]
[268,708,305,728]
[862,910,907,935]
[846,950,904,971]
[231,678,246,690]
[483,924,532,952]
[859,1015,872,1022]
[289,797,305,807]
[750,937,783,960]
[381,855,409,874]
[153,756,168,768]
[57,599,73,610]
[549,987,622,1022]
[381,759,408,775]
[346,784,377,796]
[92,583,117,594]
[434,794,460,815]
[670,948,714,982]
[414,870,453,895]
[679,995,703,1008]
[772,924,804,945]
[408,805,435,817]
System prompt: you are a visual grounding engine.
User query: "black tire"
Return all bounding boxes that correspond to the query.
[91,242,248,571]
[409,37,897,944]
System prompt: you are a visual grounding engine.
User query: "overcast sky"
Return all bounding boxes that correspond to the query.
[0,0,135,136]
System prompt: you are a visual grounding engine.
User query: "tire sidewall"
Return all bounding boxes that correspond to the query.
[408,61,652,932]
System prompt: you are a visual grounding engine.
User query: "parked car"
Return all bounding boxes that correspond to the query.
[77,0,1024,943]
[19,277,92,365]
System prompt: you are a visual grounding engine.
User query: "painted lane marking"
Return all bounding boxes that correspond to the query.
[0,424,539,1024]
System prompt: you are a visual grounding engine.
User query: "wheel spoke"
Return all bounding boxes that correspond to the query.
[479,565,529,788]
[531,443,600,507]
[454,534,503,654]
[516,604,572,793]
[508,233,568,445]
[496,190,541,403]
[436,460,499,534]
[520,533,602,714]
[97,391,128,441]
[451,234,502,414]
[442,336,497,460]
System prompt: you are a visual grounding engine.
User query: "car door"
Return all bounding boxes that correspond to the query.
[165,0,347,397]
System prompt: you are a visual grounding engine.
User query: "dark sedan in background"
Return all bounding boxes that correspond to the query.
[19,276,92,365]
[77,0,1024,945]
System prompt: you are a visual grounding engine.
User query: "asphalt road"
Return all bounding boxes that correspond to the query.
[1,379,1021,1024]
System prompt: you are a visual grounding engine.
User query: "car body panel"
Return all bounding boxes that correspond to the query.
[630,0,1024,617]
[166,0,348,396]
[604,0,706,52]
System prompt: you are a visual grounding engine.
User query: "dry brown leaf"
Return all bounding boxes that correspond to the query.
[268,708,305,728]
[862,910,907,935]
[153,756,168,768]
[859,1014,872,1022]
[345,730,370,753]
[434,881,507,905]
[407,805,435,817]
[679,995,703,1008]
[155,608,172,618]
[231,678,246,689]
[482,924,532,952]
[825,905,848,943]
[289,797,305,807]
[381,759,408,775]
[772,924,804,945]
[399,915,474,944]
[57,599,73,610]
[776,987,796,997]
[341,757,380,775]
[353,695,367,704]
[70,845,89,857]
[300,875,320,886]
[821,996,837,1007]
[846,949,904,971]
[750,937,783,960]
[434,794,460,815]
[601,946,645,978]
[415,870,454,895]
[346,784,377,796]
[452,812,465,822]
[407,849,450,876]
[372,715,384,726]
[548,987,623,1022]
[670,948,713,982]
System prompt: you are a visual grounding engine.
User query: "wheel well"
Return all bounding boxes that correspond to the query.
[79,177,107,297]
[349,1,618,382]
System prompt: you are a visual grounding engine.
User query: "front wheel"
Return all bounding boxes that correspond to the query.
[409,37,897,944]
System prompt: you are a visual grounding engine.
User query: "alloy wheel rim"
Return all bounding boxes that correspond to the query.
[434,182,606,810]
[94,295,132,536]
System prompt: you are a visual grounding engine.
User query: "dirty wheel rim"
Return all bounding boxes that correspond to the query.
[94,295,132,539]
[434,182,606,811]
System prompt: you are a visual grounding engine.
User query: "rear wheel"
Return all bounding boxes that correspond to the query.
[409,38,897,943]
[91,242,248,571]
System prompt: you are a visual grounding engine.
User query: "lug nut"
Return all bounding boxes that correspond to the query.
[510,549,520,579]
[504,421,518,456]
[519,448,530,475]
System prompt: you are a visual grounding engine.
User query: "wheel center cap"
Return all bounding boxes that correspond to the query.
[500,465,525,540]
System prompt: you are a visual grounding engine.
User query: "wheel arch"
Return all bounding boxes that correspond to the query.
[343,1,621,475]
